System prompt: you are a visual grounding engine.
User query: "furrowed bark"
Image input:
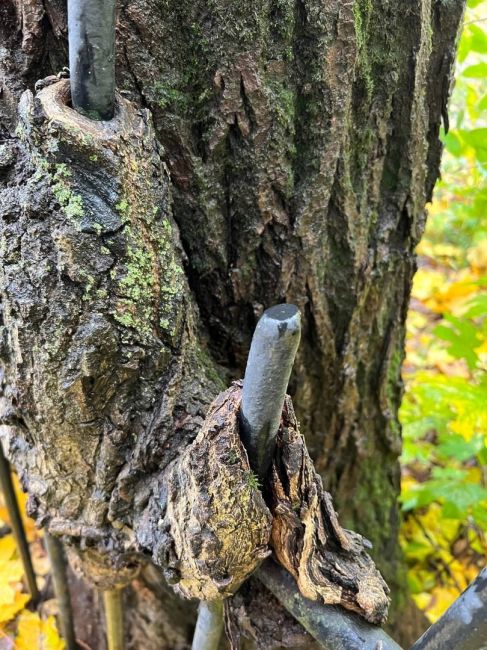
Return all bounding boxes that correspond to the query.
[0,0,465,647]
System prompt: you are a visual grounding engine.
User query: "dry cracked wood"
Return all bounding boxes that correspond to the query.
[268,394,390,625]
[161,382,389,624]
[152,384,272,601]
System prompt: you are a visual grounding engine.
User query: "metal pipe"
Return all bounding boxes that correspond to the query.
[0,441,39,602]
[67,0,116,120]
[257,560,403,650]
[238,305,403,650]
[44,533,77,650]
[239,303,301,481]
[410,568,487,650]
[191,601,224,650]
[191,304,300,649]
[103,588,125,650]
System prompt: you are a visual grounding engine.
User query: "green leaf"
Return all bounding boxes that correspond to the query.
[462,62,487,78]
[436,433,484,462]
[472,503,487,530]
[461,128,487,163]
[469,24,487,53]
[433,315,480,370]
[442,131,464,157]
[479,94,487,111]
[464,294,487,318]
[467,0,485,7]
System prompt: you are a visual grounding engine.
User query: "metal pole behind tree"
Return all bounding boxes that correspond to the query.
[0,441,39,602]
[103,588,125,650]
[67,0,116,120]
[44,533,77,650]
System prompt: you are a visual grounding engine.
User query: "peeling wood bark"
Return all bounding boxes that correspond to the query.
[0,0,465,647]
[268,395,389,625]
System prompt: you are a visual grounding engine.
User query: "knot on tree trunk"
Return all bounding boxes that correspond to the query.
[153,382,389,624]
[150,383,273,601]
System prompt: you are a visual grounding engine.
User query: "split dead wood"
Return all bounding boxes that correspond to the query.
[268,394,390,625]
[152,385,272,601]
[158,382,389,625]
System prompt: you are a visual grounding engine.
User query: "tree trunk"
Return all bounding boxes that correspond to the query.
[0,0,464,648]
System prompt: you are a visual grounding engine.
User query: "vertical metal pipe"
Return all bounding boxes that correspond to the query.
[239,303,301,481]
[68,0,116,120]
[0,441,39,601]
[103,588,125,650]
[191,304,301,650]
[44,533,77,650]
[191,601,224,650]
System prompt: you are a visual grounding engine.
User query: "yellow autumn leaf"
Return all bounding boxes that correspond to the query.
[413,592,432,612]
[15,611,41,650]
[43,616,65,650]
[424,278,479,315]
[0,536,16,564]
[412,268,446,302]
[16,612,65,650]
[0,557,24,584]
[0,591,30,624]
[426,585,462,622]
[467,239,487,273]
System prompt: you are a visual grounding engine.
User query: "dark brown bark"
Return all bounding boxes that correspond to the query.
[0,0,464,647]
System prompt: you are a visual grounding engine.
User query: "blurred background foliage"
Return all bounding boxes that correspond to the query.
[399,0,487,623]
[0,2,485,646]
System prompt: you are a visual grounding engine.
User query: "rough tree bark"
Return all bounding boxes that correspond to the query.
[0,0,464,648]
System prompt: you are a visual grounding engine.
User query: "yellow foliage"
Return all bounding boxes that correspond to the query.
[0,535,27,619]
[16,611,65,650]
[467,239,487,273]
[0,592,31,625]
[0,484,62,644]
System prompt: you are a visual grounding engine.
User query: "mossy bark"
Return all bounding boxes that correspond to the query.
[0,0,464,647]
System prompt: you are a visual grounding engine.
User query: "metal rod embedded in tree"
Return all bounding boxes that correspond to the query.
[239,303,301,482]
[67,0,116,120]
[192,304,301,650]
[258,561,402,650]
[0,441,39,602]
[191,600,224,650]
